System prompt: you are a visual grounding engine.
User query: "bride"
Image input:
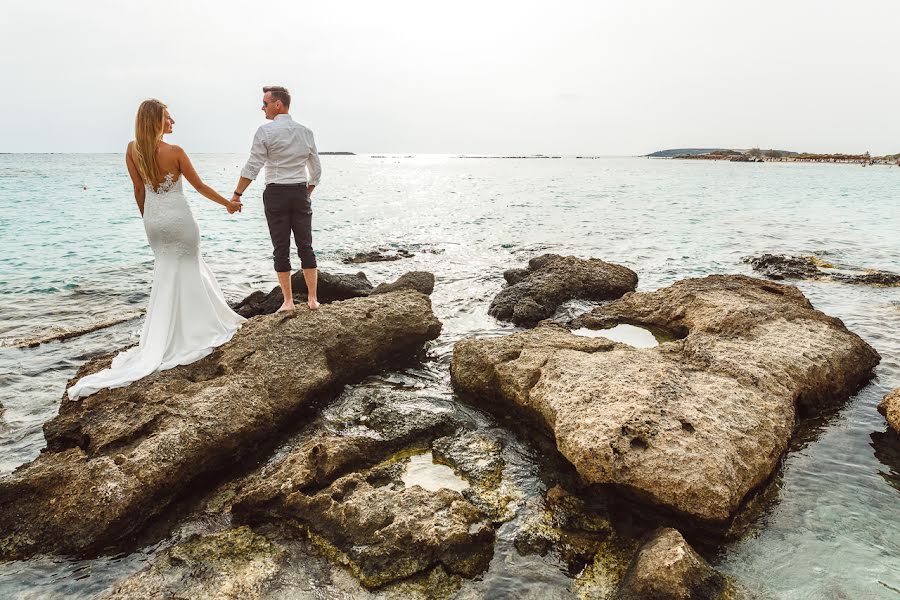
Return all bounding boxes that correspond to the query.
[67,99,246,400]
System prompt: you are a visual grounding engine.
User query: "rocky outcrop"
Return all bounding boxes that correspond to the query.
[232,398,495,588]
[612,528,726,600]
[239,468,493,588]
[103,527,286,600]
[0,286,442,560]
[453,275,879,523]
[343,248,415,264]
[233,270,374,317]
[746,254,900,286]
[489,254,638,327]
[879,388,900,434]
[371,271,435,296]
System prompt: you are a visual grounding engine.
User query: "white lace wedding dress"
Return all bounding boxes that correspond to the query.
[67,174,246,400]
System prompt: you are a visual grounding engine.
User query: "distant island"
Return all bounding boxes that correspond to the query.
[319,151,356,156]
[647,148,900,165]
[456,154,562,159]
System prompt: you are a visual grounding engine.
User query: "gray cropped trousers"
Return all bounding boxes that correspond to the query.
[262,183,317,272]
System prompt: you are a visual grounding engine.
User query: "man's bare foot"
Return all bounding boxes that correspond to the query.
[307,298,320,310]
[277,302,295,313]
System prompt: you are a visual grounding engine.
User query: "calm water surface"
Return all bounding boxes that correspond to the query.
[0,155,898,598]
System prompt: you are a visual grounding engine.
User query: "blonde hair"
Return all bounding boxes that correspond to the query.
[131,99,168,186]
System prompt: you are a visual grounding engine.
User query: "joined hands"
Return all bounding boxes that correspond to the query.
[226,197,243,214]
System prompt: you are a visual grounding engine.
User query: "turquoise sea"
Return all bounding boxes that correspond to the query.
[0,154,898,598]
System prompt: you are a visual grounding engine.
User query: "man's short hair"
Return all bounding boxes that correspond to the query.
[263,86,291,109]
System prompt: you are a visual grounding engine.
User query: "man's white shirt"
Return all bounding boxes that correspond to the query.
[240,114,321,186]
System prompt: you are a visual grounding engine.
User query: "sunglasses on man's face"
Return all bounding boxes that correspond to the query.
[262,100,277,108]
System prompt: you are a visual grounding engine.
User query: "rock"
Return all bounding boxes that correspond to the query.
[342,248,415,264]
[879,388,900,434]
[488,254,638,327]
[233,437,494,588]
[241,468,493,589]
[233,270,373,317]
[228,386,497,589]
[431,430,512,520]
[745,253,900,286]
[502,268,531,286]
[103,527,286,600]
[372,271,435,296]
[515,484,630,569]
[234,403,459,511]
[612,528,725,600]
[0,288,442,559]
[744,254,820,280]
[452,275,879,522]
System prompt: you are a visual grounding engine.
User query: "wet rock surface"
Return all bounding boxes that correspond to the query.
[233,270,374,317]
[231,389,496,588]
[371,271,436,297]
[745,253,900,286]
[239,469,494,588]
[879,388,900,434]
[103,527,286,600]
[0,287,442,559]
[453,275,880,522]
[488,254,638,327]
[612,528,726,600]
[343,248,415,264]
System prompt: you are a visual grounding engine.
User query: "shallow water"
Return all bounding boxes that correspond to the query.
[570,324,661,348]
[402,451,470,493]
[1,154,899,598]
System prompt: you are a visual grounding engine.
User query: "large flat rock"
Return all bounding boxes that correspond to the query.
[452,275,879,522]
[0,287,442,559]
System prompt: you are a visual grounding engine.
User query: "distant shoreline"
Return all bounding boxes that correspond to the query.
[647,147,900,165]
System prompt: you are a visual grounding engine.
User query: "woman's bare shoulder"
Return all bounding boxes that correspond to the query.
[158,142,184,154]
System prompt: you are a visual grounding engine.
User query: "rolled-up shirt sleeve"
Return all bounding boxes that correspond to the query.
[240,126,267,181]
[306,130,322,186]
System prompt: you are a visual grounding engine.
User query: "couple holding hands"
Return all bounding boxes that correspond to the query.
[67,85,319,400]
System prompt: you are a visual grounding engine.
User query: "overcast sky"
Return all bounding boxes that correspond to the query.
[2,0,898,155]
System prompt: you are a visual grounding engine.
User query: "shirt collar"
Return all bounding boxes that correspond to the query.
[274,113,293,121]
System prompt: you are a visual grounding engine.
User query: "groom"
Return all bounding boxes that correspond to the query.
[232,85,322,311]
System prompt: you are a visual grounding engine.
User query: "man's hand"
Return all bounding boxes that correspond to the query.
[307,184,315,196]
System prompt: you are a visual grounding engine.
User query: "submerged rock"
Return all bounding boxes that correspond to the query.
[343,248,415,264]
[233,270,374,317]
[745,253,900,286]
[879,388,900,434]
[0,287,442,559]
[612,528,725,600]
[488,254,638,327]
[453,275,879,522]
[103,527,286,600]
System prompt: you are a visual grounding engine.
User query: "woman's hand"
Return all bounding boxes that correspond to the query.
[226,199,243,214]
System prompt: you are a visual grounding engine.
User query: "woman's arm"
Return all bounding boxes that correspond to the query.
[175,146,242,213]
[125,142,146,216]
